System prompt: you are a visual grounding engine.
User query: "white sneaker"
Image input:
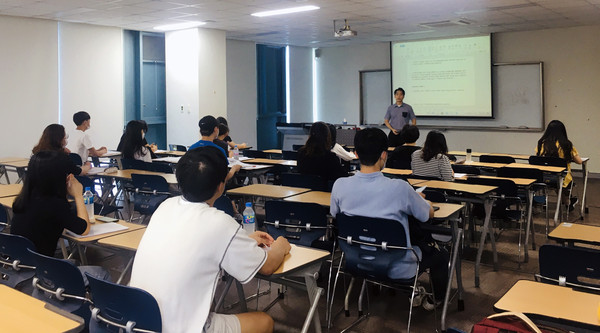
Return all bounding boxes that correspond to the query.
[422,295,442,311]
[410,286,426,307]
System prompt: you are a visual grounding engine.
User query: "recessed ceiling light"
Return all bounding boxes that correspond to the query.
[153,21,206,31]
[251,5,319,17]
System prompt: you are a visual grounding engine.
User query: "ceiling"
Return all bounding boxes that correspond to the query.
[2,0,600,47]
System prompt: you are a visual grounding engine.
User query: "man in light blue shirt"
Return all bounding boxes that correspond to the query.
[330,127,447,309]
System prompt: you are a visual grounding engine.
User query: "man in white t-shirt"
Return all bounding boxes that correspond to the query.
[68,111,107,162]
[130,146,291,333]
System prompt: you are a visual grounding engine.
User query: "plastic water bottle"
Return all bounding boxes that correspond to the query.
[466,148,472,163]
[83,187,95,222]
[242,202,255,233]
[233,145,240,160]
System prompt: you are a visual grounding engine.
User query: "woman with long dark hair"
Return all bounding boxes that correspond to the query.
[536,120,583,208]
[32,124,91,175]
[297,122,347,183]
[11,151,91,256]
[121,120,152,162]
[411,130,454,181]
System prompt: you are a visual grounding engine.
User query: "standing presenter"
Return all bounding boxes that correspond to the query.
[384,87,416,147]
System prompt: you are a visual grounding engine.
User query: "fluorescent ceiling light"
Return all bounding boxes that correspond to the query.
[154,21,206,31]
[251,5,319,17]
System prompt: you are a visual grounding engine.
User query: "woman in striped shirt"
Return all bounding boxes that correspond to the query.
[411,130,454,181]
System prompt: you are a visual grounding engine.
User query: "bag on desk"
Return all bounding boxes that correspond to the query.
[471,312,568,333]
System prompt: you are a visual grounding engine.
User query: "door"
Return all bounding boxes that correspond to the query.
[256,44,286,150]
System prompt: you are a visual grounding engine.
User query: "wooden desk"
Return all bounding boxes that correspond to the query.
[154,150,186,157]
[263,149,282,154]
[0,195,16,208]
[457,161,508,169]
[407,178,429,186]
[63,217,146,243]
[548,222,600,246]
[471,175,536,187]
[98,228,146,251]
[284,191,331,207]
[448,151,530,160]
[382,168,412,176]
[272,244,329,276]
[227,184,310,199]
[0,157,29,164]
[97,169,177,184]
[433,203,464,219]
[0,284,84,333]
[420,180,497,195]
[494,280,600,329]
[0,158,29,184]
[244,158,297,167]
[0,184,22,197]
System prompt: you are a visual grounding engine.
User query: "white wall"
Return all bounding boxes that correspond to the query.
[0,16,58,158]
[226,39,257,148]
[166,28,227,147]
[59,22,124,150]
[288,46,314,123]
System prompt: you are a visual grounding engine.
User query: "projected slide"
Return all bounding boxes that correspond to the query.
[391,35,492,118]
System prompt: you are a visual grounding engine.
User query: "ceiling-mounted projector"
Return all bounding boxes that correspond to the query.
[334,19,357,38]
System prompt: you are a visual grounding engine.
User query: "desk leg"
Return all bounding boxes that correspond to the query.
[581,160,589,218]
[116,256,135,285]
[554,175,564,226]
[0,166,8,184]
[441,227,464,332]
[523,189,534,263]
[475,198,495,287]
[302,272,323,333]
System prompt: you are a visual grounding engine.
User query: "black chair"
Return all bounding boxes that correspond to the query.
[214,195,235,217]
[168,144,187,152]
[242,149,267,158]
[0,204,8,232]
[76,175,123,219]
[120,158,151,171]
[332,213,433,332]
[0,233,36,289]
[87,273,162,333]
[529,155,567,168]
[280,173,329,192]
[451,164,481,175]
[130,174,170,223]
[537,244,600,291]
[69,153,83,166]
[28,249,92,327]
[282,150,298,161]
[264,200,329,247]
[149,162,173,173]
[479,154,516,164]
[292,144,304,151]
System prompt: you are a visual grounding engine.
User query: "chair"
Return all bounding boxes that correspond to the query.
[242,149,267,158]
[529,155,567,168]
[332,213,433,332]
[149,162,173,173]
[130,174,170,223]
[292,144,304,151]
[28,249,91,326]
[214,194,235,217]
[479,154,516,164]
[86,273,162,333]
[0,233,36,289]
[120,158,151,171]
[281,172,329,192]
[69,153,83,166]
[76,175,123,219]
[537,244,600,291]
[168,144,187,152]
[264,200,329,247]
[0,205,8,232]
[451,164,481,175]
[282,150,298,161]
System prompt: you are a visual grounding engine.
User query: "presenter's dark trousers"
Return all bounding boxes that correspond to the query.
[388,131,405,147]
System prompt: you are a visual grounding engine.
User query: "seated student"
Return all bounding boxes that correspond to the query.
[217,116,247,149]
[32,124,92,175]
[116,120,158,158]
[536,119,583,210]
[214,123,231,155]
[121,120,153,163]
[386,124,421,169]
[68,111,107,163]
[130,146,291,333]
[330,127,448,309]
[411,130,454,181]
[11,151,92,256]
[297,122,348,183]
[328,123,356,162]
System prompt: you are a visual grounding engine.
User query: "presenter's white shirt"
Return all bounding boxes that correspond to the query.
[130,196,267,332]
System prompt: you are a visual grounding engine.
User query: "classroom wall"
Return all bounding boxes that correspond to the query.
[59,22,124,150]
[226,39,257,148]
[288,46,314,123]
[165,28,227,147]
[0,16,58,158]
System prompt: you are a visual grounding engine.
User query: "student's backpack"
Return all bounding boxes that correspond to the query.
[472,312,569,333]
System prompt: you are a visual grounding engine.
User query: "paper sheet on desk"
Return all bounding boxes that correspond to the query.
[153,156,181,163]
[228,158,271,170]
[454,173,467,178]
[65,223,128,238]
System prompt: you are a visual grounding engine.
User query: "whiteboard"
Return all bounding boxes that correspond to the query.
[360,63,544,131]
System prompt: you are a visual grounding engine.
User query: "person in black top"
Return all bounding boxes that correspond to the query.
[386,124,421,169]
[32,124,91,175]
[117,120,158,159]
[217,116,247,149]
[214,123,230,155]
[11,151,91,257]
[297,121,348,184]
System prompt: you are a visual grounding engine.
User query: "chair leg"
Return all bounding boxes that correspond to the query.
[344,277,355,317]
[357,279,367,316]
[327,252,344,329]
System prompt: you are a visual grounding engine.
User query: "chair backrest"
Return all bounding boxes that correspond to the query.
[336,128,357,147]
[292,144,304,151]
[120,158,151,171]
[214,195,235,217]
[149,162,173,174]
[168,144,187,152]
[264,201,329,247]
[497,167,544,183]
[451,164,481,175]
[0,233,36,288]
[131,174,170,218]
[336,214,417,282]
[529,155,567,168]
[87,273,162,333]
[242,149,267,158]
[479,155,516,164]
[69,153,83,166]
[463,177,518,197]
[131,174,170,193]
[539,245,600,290]
[280,173,328,192]
[282,150,298,161]
[0,205,8,232]
[28,249,90,321]
[422,189,446,203]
